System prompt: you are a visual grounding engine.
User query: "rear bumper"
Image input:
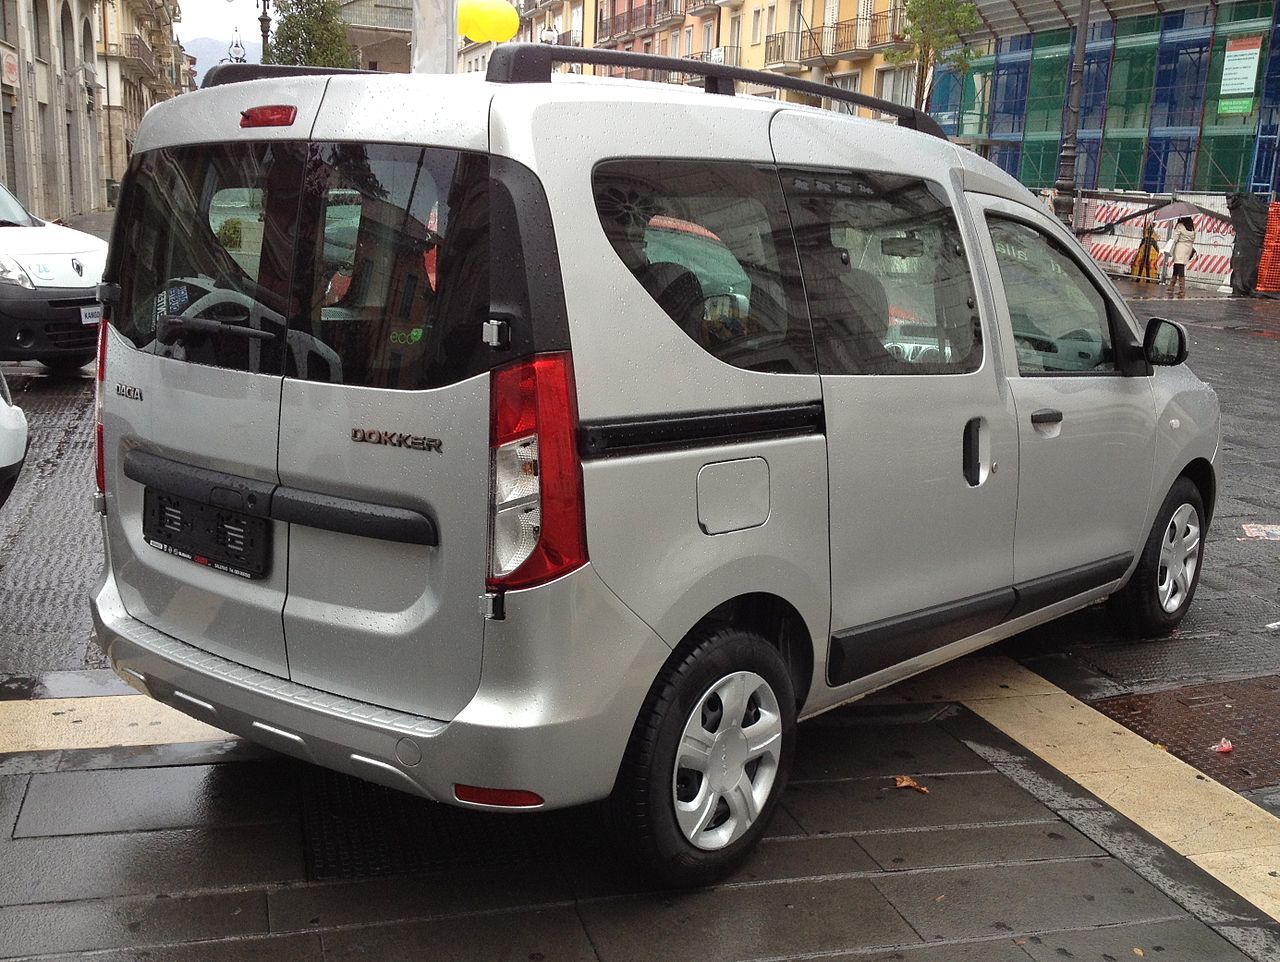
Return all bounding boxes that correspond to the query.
[0,285,99,360]
[91,558,671,810]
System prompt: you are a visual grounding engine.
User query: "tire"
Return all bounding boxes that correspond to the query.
[1111,477,1205,637]
[612,627,796,888]
[39,355,94,376]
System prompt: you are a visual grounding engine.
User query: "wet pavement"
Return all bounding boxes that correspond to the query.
[2,222,1280,957]
[0,692,1276,961]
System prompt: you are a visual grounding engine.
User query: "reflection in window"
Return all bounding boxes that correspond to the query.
[987,217,1116,374]
[781,169,981,376]
[592,159,815,375]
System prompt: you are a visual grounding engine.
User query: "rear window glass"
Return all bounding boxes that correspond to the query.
[592,159,815,375]
[110,142,490,390]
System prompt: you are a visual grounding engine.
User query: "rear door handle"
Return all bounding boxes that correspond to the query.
[1030,408,1063,426]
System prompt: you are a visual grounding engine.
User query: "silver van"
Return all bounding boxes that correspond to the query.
[92,46,1219,887]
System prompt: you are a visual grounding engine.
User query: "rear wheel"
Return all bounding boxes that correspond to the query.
[612,627,795,888]
[39,354,93,376]
[1111,477,1204,637]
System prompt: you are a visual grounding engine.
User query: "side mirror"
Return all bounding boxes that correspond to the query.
[1144,317,1188,367]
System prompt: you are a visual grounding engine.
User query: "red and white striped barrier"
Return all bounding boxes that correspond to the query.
[1081,198,1234,287]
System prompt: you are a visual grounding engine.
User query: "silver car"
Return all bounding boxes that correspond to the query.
[91,48,1219,888]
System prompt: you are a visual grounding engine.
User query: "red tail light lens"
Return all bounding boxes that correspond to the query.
[94,317,107,496]
[486,353,587,591]
[239,105,297,128]
[453,784,544,808]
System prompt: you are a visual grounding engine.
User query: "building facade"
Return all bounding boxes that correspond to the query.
[97,0,191,199]
[0,0,102,218]
[339,0,412,72]
[929,0,1280,195]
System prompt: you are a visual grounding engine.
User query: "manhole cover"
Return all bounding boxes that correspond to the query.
[1095,676,1280,792]
[300,766,611,880]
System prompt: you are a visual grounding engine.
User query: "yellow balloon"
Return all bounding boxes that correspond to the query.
[490,1,518,42]
[457,1,477,40]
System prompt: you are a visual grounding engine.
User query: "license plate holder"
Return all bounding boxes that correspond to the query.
[142,488,271,580]
[80,303,103,327]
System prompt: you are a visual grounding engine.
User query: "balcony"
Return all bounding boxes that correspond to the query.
[798,25,829,65]
[630,3,655,35]
[715,0,743,9]
[682,45,740,82]
[868,6,908,48]
[687,0,719,14]
[831,17,870,56]
[763,31,804,72]
[652,0,683,28]
[558,29,582,45]
[596,13,613,40]
[109,33,158,78]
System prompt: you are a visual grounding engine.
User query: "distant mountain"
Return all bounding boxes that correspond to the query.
[181,37,263,85]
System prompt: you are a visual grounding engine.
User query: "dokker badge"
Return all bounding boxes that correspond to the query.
[351,428,442,453]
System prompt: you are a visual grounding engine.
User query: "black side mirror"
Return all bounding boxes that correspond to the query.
[1144,317,1188,366]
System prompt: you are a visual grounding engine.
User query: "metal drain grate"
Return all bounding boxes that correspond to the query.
[1094,675,1280,792]
[301,766,613,880]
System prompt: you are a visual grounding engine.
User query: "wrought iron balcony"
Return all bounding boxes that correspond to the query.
[763,31,804,71]
[652,0,684,28]
[831,16,870,55]
[558,29,583,46]
[868,6,907,47]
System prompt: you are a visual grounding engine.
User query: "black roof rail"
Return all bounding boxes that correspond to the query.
[202,62,375,89]
[485,44,948,141]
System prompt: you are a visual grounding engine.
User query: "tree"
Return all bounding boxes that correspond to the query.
[264,0,359,68]
[885,0,981,112]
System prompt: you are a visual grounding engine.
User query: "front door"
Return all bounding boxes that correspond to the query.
[967,194,1157,599]
[771,112,1019,692]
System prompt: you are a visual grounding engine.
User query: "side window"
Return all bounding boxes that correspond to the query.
[779,169,981,376]
[592,160,815,375]
[986,217,1116,375]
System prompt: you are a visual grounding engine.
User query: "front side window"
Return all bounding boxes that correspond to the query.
[780,168,981,376]
[986,217,1116,374]
[593,159,814,374]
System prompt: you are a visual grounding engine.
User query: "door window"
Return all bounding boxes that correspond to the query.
[592,159,814,374]
[780,168,981,375]
[986,217,1117,374]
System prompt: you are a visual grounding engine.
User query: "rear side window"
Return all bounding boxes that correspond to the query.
[109,142,491,390]
[113,143,306,374]
[780,169,981,376]
[593,160,815,375]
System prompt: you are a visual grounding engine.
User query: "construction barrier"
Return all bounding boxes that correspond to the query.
[1257,202,1280,294]
[1079,195,1235,290]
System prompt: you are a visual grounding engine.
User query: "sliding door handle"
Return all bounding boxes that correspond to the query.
[1030,408,1063,426]
[962,417,981,487]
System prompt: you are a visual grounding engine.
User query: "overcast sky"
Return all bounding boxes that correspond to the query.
[177,0,265,43]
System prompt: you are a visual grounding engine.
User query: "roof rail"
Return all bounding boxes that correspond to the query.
[485,44,948,141]
[202,63,375,89]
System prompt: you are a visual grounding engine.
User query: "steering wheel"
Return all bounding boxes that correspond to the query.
[1058,327,1101,343]
[182,286,277,323]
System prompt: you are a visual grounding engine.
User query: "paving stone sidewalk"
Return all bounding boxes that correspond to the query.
[0,695,1275,961]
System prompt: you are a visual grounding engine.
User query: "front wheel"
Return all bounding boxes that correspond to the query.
[1111,477,1205,637]
[612,627,796,888]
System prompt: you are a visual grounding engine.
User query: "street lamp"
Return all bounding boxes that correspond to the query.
[227,27,247,63]
[1053,0,1092,228]
[258,0,272,58]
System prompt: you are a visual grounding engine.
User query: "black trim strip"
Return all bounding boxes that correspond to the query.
[1006,553,1132,622]
[578,402,825,459]
[827,553,1134,687]
[123,450,438,547]
[827,589,1015,687]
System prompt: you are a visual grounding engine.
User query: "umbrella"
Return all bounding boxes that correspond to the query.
[1150,200,1232,226]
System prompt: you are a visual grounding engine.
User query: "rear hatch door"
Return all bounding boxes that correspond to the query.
[103,80,324,676]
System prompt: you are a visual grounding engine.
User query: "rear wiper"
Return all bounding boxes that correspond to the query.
[156,314,281,345]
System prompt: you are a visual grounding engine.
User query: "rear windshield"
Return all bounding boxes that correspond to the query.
[110,142,490,391]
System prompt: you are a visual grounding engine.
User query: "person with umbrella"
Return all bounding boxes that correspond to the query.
[1166,216,1196,297]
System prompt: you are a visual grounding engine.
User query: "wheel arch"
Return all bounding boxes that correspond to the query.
[676,592,815,710]
[1180,457,1216,525]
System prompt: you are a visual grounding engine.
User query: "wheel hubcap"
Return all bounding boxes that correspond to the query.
[1157,502,1200,614]
[672,670,782,851]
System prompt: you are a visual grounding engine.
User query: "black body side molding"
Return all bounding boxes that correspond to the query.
[123,450,438,547]
[827,553,1134,687]
[579,402,825,459]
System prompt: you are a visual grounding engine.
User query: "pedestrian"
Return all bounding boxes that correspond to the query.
[1168,215,1196,298]
[1131,221,1159,283]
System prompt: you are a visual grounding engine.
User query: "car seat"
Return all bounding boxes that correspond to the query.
[801,247,904,375]
[638,262,708,348]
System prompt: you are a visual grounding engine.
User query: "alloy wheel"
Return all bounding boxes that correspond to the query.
[1157,502,1200,614]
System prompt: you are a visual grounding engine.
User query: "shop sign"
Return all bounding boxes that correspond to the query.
[0,50,17,88]
[1219,35,1263,115]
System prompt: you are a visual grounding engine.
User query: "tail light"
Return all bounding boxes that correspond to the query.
[94,317,107,497]
[486,353,587,591]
